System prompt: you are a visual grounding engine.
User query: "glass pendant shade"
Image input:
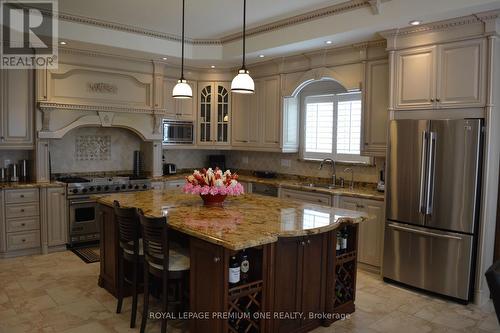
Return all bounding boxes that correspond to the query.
[172,79,192,99]
[231,69,254,94]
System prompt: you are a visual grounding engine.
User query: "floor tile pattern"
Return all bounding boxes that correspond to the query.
[0,251,498,332]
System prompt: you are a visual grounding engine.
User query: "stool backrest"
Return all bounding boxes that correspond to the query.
[113,200,141,254]
[138,209,169,269]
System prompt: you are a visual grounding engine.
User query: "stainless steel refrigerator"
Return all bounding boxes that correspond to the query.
[383,119,483,302]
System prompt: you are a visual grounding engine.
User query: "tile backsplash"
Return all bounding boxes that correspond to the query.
[50,127,142,174]
[163,149,384,183]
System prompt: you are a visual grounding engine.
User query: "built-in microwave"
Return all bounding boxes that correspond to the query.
[163,120,194,144]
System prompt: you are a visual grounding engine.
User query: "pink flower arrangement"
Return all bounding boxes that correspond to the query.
[182,168,245,196]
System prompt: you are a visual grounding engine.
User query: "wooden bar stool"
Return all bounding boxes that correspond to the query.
[113,200,143,328]
[138,209,190,333]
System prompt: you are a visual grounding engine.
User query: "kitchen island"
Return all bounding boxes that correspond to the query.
[96,190,366,333]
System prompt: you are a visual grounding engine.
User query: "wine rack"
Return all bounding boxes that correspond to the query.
[227,280,263,333]
[334,251,356,307]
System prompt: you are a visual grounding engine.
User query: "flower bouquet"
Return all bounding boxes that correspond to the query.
[182,168,244,206]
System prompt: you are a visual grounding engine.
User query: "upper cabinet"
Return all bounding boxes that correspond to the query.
[163,78,197,121]
[197,82,231,145]
[0,69,34,149]
[394,39,486,110]
[231,75,298,152]
[362,59,389,157]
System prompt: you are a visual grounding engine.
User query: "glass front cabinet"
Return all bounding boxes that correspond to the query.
[197,82,231,145]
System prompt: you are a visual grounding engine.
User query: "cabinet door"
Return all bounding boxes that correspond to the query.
[260,77,281,148]
[198,82,213,144]
[273,237,303,333]
[231,93,251,145]
[394,47,436,110]
[358,199,384,268]
[362,60,389,157]
[214,82,231,144]
[46,187,67,247]
[281,188,331,206]
[338,196,359,211]
[0,190,5,253]
[301,234,326,329]
[1,69,34,147]
[190,238,225,333]
[437,39,486,108]
[163,78,178,118]
[177,80,196,120]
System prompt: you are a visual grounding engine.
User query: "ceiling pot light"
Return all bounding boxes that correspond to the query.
[211,65,216,68]
[325,40,332,45]
[173,0,192,99]
[162,57,168,60]
[231,0,254,94]
[409,20,421,26]
[59,41,67,45]
[259,54,265,58]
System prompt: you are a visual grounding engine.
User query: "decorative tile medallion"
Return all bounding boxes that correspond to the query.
[75,135,111,161]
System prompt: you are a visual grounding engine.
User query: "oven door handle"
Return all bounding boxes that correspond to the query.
[70,200,96,205]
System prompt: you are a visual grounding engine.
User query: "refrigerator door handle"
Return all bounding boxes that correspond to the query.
[419,131,428,214]
[425,131,436,215]
[387,223,463,240]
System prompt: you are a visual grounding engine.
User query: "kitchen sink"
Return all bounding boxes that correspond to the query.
[299,182,337,189]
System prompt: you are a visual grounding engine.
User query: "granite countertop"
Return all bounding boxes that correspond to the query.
[153,173,385,201]
[0,181,65,189]
[96,191,367,250]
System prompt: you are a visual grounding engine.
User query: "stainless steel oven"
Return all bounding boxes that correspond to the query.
[69,196,99,245]
[163,120,194,144]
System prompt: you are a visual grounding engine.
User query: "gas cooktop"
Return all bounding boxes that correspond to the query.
[58,175,151,196]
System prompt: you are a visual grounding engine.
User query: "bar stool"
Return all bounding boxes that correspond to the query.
[113,200,143,328]
[138,209,190,333]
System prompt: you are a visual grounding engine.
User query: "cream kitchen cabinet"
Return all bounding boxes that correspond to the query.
[165,179,185,191]
[232,75,299,152]
[280,188,332,206]
[163,78,197,121]
[150,181,165,190]
[44,187,67,248]
[0,69,34,149]
[198,81,231,146]
[362,60,389,157]
[338,196,384,272]
[394,39,486,110]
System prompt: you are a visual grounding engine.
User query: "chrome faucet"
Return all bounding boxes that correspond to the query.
[344,167,354,190]
[319,158,336,187]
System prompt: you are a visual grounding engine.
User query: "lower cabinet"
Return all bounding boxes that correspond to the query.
[338,196,385,271]
[280,188,332,206]
[189,238,225,333]
[45,187,67,247]
[164,180,185,191]
[150,181,165,190]
[273,233,327,333]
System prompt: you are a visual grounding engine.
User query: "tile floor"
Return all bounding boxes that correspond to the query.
[0,251,498,333]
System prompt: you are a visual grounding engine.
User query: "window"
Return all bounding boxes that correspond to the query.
[302,91,370,163]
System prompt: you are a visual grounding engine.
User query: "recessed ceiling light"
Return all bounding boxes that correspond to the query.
[211,65,216,68]
[259,54,265,58]
[409,20,421,26]
[162,57,167,60]
[59,41,67,45]
[325,40,333,45]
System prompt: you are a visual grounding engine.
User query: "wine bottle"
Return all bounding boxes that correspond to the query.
[336,231,342,256]
[240,250,250,284]
[341,228,348,253]
[229,255,241,286]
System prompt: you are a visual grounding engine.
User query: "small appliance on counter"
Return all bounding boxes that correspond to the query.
[163,163,177,175]
[377,169,385,192]
[8,163,19,182]
[133,151,144,177]
[208,155,226,170]
[0,168,7,182]
[19,159,31,182]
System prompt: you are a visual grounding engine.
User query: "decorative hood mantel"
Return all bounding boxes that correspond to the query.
[37,49,167,141]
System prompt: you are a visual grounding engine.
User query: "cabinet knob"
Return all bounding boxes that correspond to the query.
[307,239,311,244]
[22,239,26,242]
[21,223,26,226]
[20,209,25,212]
[300,241,305,246]
[430,99,435,102]
[213,257,220,263]
[436,98,440,102]
[0,136,4,141]
[20,195,25,198]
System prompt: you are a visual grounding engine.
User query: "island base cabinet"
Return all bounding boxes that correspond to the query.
[189,238,225,333]
[272,234,327,333]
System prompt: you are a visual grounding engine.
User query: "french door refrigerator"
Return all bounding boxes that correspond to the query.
[383,119,483,302]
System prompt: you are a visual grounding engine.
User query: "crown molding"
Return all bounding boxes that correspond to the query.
[380,10,500,39]
[24,0,377,46]
[38,101,163,114]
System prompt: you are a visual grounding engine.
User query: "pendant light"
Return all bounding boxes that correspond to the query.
[231,0,254,94]
[172,0,192,99]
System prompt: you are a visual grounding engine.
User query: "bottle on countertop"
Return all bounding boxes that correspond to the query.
[240,250,250,284]
[229,255,241,286]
